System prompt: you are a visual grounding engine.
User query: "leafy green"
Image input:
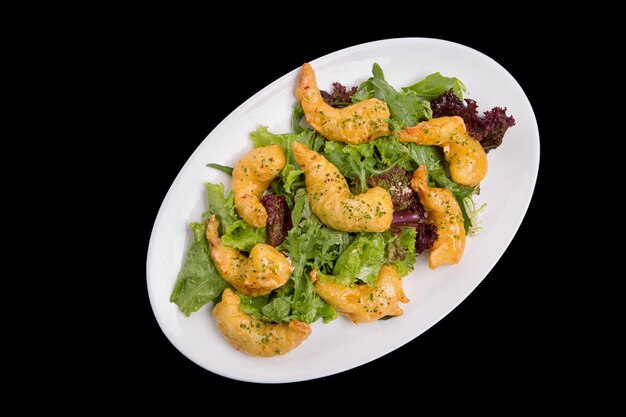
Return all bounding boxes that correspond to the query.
[464,197,486,236]
[351,79,375,102]
[221,223,266,253]
[170,222,227,316]
[405,141,445,170]
[375,135,412,170]
[280,164,304,194]
[315,227,417,286]
[238,190,348,324]
[238,281,295,322]
[203,182,230,225]
[403,72,467,101]
[401,143,475,231]
[261,297,292,320]
[387,227,417,276]
[353,63,432,128]
[322,140,379,193]
[371,78,432,128]
[291,103,305,133]
[269,163,304,208]
[249,126,325,167]
[283,190,353,275]
[283,190,350,321]
[202,183,265,251]
[325,233,387,286]
[206,163,233,176]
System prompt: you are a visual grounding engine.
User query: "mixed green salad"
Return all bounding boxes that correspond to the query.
[170,63,514,324]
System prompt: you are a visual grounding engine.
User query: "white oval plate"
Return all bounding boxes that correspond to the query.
[147,38,539,383]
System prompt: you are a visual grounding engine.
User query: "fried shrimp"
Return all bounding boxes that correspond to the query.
[233,144,286,228]
[295,63,391,145]
[293,141,392,233]
[205,216,292,297]
[398,116,487,187]
[311,265,408,323]
[410,164,466,269]
[213,289,311,356]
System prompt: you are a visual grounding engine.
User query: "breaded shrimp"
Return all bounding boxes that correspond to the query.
[233,144,286,228]
[293,141,392,233]
[410,164,465,269]
[398,116,487,187]
[206,216,292,297]
[213,289,311,356]
[311,265,408,323]
[295,63,391,145]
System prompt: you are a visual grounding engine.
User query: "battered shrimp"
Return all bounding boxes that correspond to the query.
[206,216,292,297]
[311,265,408,323]
[293,141,392,233]
[213,289,311,357]
[398,116,487,187]
[295,63,391,145]
[233,145,286,228]
[410,164,466,269]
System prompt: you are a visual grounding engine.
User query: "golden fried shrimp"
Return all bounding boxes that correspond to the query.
[410,164,466,269]
[295,63,391,145]
[311,265,408,323]
[233,144,286,228]
[206,216,292,297]
[213,289,311,357]
[398,116,487,187]
[293,141,392,233]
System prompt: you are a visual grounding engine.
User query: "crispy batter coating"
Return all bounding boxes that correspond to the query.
[206,216,292,296]
[311,265,408,323]
[410,164,466,269]
[398,116,487,187]
[293,141,392,233]
[295,63,391,145]
[233,145,286,228]
[213,289,311,357]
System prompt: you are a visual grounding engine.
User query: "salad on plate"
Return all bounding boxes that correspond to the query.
[170,62,516,357]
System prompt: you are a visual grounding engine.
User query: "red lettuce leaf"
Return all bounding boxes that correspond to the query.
[430,90,515,152]
[261,194,292,247]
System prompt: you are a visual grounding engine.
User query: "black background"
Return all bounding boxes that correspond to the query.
[121,26,566,394]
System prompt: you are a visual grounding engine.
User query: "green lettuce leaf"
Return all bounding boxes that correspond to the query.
[268,163,304,208]
[202,182,230,225]
[403,72,467,101]
[170,222,227,316]
[206,163,233,176]
[280,164,304,194]
[291,103,305,133]
[371,78,432,128]
[310,226,417,287]
[238,281,295,322]
[322,140,378,193]
[331,233,387,286]
[353,63,432,128]
[202,183,265,252]
[249,126,325,167]
[405,142,445,171]
[238,190,347,324]
[316,232,388,287]
[387,227,417,276]
[374,135,414,171]
[283,190,350,322]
